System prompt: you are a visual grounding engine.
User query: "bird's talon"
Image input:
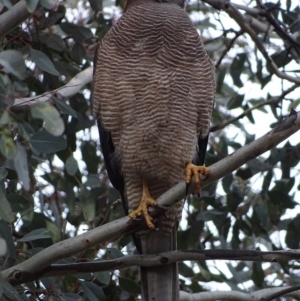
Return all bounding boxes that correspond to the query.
[185,163,210,196]
[129,181,157,229]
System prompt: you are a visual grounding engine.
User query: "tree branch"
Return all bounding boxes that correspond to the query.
[202,0,300,84]
[12,66,93,107]
[210,84,299,132]
[0,1,31,38]
[215,30,243,68]
[1,110,300,285]
[9,249,300,283]
[180,287,300,301]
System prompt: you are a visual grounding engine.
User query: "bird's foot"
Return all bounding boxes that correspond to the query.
[129,181,157,229]
[185,163,210,196]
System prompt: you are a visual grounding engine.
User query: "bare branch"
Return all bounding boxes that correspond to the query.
[210,84,300,132]
[1,110,300,285]
[10,249,300,283]
[263,285,300,301]
[180,287,300,301]
[12,66,93,107]
[256,0,300,52]
[215,30,243,68]
[203,0,300,84]
[0,1,31,38]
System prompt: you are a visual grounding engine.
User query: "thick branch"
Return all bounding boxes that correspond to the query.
[1,110,300,285]
[0,1,31,38]
[10,249,300,283]
[12,66,93,107]
[180,287,300,301]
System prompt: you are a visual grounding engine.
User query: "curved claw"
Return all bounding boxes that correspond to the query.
[185,163,210,196]
[128,181,157,229]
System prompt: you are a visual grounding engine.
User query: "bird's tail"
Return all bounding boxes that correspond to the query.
[138,225,178,301]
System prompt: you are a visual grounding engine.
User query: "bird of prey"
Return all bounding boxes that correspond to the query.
[93,0,215,299]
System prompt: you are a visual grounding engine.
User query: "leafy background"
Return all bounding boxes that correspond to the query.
[0,0,300,300]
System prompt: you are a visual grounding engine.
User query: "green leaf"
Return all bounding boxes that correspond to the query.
[0,184,15,223]
[0,133,16,159]
[222,174,233,194]
[31,102,65,136]
[230,53,247,88]
[0,110,11,125]
[118,235,132,249]
[40,0,56,9]
[291,19,300,33]
[79,188,95,221]
[119,277,141,294]
[0,50,26,79]
[60,293,82,301]
[29,130,67,154]
[65,155,79,176]
[3,282,21,301]
[45,220,63,243]
[227,94,244,110]
[25,0,39,12]
[54,98,77,117]
[216,68,226,94]
[30,48,59,76]
[7,193,31,212]
[0,219,16,259]
[270,49,293,70]
[46,34,66,52]
[17,228,52,242]
[60,23,93,43]
[251,262,265,287]
[0,74,14,107]
[71,43,86,64]
[285,215,300,248]
[17,122,34,140]
[14,143,30,191]
[196,210,227,222]
[81,142,99,174]
[81,281,106,301]
[7,194,33,223]
[106,247,124,259]
[178,262,195,277]
[0,167,8,181]
[94,272,110,285]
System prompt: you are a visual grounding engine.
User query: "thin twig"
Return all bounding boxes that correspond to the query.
[202,0,300,84]
[215,30,243,68]
[210,84,299,132]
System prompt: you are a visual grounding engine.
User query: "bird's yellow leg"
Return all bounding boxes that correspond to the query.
[185,163,210,196]
[129,181,157,229]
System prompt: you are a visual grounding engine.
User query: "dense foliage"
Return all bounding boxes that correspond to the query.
[0,0,299,300]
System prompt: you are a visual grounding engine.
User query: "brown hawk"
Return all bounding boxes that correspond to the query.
[93,0,215,299]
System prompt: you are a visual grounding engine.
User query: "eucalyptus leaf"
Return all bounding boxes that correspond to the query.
[30,48,59,76]
[0,183,15,223]
[54,98,77,117]
[81,281,106,301]
[0,134,16,159]
[0,219,16,258]
[14,143,30,190]
[0,50,26,79]
[25,0,39,12]
[17,228,52,242]
[118,277,141,294]
[31,102,65,136]
[94,272,110,285]
[65,155,79,175]
[29,130,67,154]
